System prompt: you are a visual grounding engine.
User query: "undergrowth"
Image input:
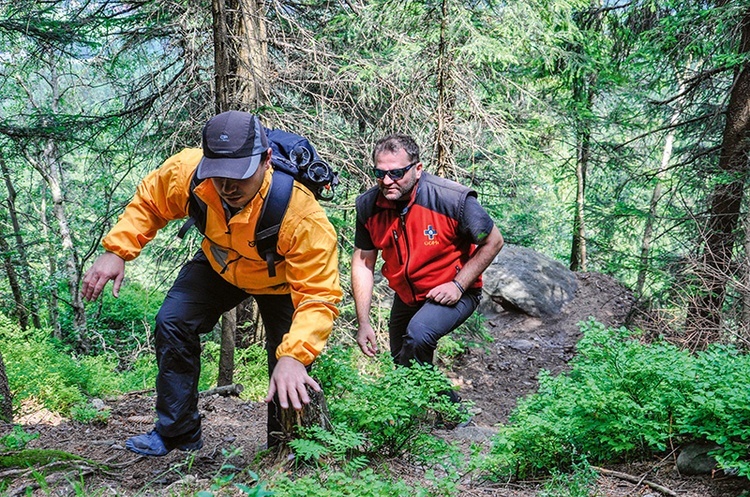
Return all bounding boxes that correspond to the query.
[5,308,750,493]
[305,345,470,460]
[0,312,267,418]
[484,318,750,480]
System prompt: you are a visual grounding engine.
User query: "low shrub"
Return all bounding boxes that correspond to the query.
[308,345,469,459]
[485,319,698,478]
[679,344,750,477]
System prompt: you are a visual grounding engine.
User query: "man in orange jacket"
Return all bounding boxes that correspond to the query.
[81,111,341,456]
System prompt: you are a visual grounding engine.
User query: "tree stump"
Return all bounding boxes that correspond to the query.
[279,385,331,441]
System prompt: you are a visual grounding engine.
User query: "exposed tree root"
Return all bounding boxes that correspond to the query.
[591,465,677,496]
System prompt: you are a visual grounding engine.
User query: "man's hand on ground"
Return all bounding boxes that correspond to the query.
[265,356,320,410]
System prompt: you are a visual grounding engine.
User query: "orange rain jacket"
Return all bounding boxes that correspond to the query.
[102,148,342,366]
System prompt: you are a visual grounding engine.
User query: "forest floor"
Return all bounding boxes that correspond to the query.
[4,272,750,496]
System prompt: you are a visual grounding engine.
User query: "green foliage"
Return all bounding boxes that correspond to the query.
[485,319,750,480]
[188,448,275,496]
[1,322,88,412]
[199,342,268,400]
[233,344,270,401]
[0,313,158,414]
[485,319,693,478]
[83,282,162,354]
[436,335,465,367]
[70,401,110,424]
[268,468,426,497]
[0,425,39,450]
[290,423,366,465]
[538,458,601,497]
[310,346,469,459]
[678,344,750,477]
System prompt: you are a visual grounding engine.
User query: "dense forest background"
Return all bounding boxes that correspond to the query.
[1,0,749,352]
[1,0,750,494]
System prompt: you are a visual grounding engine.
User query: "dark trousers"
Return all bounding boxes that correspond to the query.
[388,290,481,367]
[153,252,293,446]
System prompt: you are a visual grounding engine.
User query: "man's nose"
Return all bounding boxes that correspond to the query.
[219,179,237,192]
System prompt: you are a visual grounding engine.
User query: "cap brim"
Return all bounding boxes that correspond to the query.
[195,153,262,180]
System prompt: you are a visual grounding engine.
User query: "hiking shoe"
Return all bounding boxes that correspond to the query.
[125,430,203,457]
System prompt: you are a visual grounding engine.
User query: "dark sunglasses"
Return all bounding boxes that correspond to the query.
[372,161,418,180]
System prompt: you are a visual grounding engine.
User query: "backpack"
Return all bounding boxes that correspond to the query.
[177,127,339,278]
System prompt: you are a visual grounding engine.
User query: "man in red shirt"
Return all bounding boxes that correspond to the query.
[352,134,503,393]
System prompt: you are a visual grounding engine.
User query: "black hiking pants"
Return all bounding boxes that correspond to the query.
[388,290,481,367]
[153,251,293,447]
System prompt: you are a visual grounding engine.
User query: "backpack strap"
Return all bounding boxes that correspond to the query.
[255,168,294,277]
[178,172,207,239]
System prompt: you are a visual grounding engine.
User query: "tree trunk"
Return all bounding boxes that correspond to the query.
[0,155,41,330]
[279,385,331,442]
[0,229,26,330]
[432,0,456,179]
[38,138,88,351]
[685,11,750,344]
[218,308,236,386]
[40,192,61,339]
[743,212,750,338]
[236,298,264,348]
[0,351,12,423]
[568,1,600,272]
[636,77,685,297]
[212,0,269,114]
[569,80,594,272]
[16,53,85,347]
[211,0,271,386]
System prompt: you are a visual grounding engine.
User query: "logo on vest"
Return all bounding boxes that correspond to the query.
[424,225,439,245]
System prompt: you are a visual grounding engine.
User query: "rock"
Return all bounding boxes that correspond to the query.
[677,441,721,475]
[507,339,535,353]
[451,425,498,442]
[479,244,578,318]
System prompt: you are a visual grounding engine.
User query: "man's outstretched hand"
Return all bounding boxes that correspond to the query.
[81,252,126,301]
[266,356,321,411]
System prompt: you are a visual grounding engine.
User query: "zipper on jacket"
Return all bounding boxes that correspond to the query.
[400,215,418,304]
[392,229,404,265]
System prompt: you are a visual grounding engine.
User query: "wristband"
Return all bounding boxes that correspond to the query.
[452,279,465,294]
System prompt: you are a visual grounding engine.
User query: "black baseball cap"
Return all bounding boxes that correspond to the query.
[195,111,269,180]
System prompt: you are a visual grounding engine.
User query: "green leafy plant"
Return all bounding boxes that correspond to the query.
[70,401,110,424]
[486,319,693,478]
[290,423,367,464]
[538,458,601,497]
[311,346,467,458]
[678,344,750,477]
[81,282,161,355]
[268,468,426,497]
[199,342,268,400]
[0,425,39,450]
[436,335,465,367]
[0,320,158,414]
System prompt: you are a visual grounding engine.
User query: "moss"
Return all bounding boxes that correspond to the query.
[0,449,87,469]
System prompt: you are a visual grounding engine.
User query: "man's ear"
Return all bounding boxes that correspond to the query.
[263,148,273,169]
